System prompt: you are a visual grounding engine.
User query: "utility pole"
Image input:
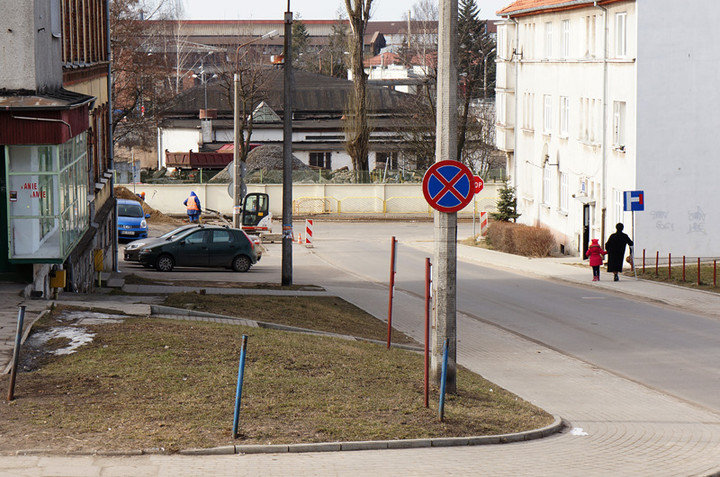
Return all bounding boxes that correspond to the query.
[432,0,458,394]
[281,1,293,285]
[233,74,243,227]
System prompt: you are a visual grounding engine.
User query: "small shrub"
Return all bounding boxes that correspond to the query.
[486,222,556,258]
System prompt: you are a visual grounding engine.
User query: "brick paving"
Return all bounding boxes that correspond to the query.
[2,244,720,475]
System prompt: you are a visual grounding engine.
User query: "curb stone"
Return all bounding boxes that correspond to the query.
[8,417,564,457]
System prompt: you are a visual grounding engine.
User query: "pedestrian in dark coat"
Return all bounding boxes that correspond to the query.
[585,239,607,281]
[605,223,633,281]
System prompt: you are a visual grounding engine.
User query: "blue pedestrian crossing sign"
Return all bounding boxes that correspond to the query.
[624,190,644,212]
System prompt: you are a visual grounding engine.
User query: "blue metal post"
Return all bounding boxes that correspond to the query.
[439,338,449,421]
[7,306,26,401]
[232,335,249,438]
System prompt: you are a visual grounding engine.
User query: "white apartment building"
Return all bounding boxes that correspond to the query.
[495,0,720,258]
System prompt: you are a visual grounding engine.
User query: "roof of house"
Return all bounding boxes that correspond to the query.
[163,68,412,119]
[497,0,626,17]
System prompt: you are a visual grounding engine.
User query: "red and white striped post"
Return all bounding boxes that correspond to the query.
[304,219,313,248]
[387,236,397,349]
[479,211,489,236]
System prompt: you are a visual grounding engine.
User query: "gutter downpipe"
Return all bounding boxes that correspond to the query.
[508,15,520,190]
[595,1,609,243]
[107,0,118,272]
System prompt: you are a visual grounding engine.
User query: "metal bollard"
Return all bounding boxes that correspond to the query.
[232,335,249,439]
[7,306,26,401]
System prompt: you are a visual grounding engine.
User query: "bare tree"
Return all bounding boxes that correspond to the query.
[344,0,374,181]
[110,0,177,149]
[215,47,278,166]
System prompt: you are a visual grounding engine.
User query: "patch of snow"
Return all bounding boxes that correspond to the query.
[31,327,96,355]
[570,427,589,436]
[59,310,127,325]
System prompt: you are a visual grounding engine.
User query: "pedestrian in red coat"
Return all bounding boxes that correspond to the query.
[585,239,607,281]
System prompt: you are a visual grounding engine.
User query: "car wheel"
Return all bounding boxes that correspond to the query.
[232,255,252,272]
[156,254,175,272]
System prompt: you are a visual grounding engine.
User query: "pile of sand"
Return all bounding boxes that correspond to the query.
[114,186,183,225]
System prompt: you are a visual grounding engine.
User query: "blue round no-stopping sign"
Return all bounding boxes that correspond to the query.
[422,161,475,213]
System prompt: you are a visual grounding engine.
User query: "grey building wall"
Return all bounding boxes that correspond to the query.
[0,0,62,91]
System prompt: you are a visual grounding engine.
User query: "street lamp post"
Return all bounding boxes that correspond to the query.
[233,30,278,228]
[281,1,293,286]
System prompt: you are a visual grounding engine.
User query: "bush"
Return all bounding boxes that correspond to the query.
[486,222,556,258]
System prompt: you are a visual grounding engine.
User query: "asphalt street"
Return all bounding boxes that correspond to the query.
[301,221,720,413]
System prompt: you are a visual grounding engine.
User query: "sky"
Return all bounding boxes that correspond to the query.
[181,0,509,21]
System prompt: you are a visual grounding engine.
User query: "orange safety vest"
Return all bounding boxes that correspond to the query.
[186,195,199,211]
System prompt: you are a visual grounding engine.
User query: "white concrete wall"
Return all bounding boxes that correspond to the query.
[497,3,638,254]
[635,0,720,257]
[119,182,501,218]
[159,128,201,167]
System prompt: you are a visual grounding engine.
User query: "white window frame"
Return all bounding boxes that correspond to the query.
[561,20,570,59]
[559,96,569,137]
[543,163,552,205]
[543,95,552,134]
[613,101,626,148]
[615,12,627,58]
[544,22,553,59]
[559,171,569,212]
[614,189,624,225]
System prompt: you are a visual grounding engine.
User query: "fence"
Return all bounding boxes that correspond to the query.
[637,249,720,288]
[118,182,502,218]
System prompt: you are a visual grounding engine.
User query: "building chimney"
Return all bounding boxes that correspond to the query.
[200,109,217,144]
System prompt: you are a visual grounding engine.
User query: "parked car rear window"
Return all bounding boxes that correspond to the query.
[213,230,234,243]
[118,204,143,218]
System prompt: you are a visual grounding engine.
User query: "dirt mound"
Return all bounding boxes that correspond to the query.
[210,145,308,183]
[114,186,182,225]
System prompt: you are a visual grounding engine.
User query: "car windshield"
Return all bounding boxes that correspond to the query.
[162,225,196,240]
[118,203,143,218]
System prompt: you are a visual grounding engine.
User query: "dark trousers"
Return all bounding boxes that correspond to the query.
[592,266,600,278]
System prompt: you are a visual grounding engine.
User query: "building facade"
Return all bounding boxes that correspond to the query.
[496,0,720,258]
[0,0,115,295]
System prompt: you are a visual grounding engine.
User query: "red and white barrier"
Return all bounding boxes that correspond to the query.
[305,219,314,248]
[480,211,489,236]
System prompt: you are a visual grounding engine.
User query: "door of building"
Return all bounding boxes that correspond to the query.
[0,147,10,273]
[582,204,591,259]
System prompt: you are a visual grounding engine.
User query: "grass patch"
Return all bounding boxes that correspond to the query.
[0,316,552,453]
[630,263,720,293]
[163,293,415,344]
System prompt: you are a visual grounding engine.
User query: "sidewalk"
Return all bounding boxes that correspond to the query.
[410,240,720,317]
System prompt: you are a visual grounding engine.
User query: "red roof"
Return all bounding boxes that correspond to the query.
[497,0,626,17]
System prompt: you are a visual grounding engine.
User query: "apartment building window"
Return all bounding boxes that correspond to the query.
[559,96,569,137]
[544,22,553,58]
[613,101,627,148]
[614,189,624,224]
[523,23,536,59]
[543,95,553,134]
[559,171,569,212]
[309,152,332,169]
[523,93,535,130]
[561,20,570,58]
[498,27,506,60]
[616,12,627,57]
[585,15,597,57]
[543,163,552,205]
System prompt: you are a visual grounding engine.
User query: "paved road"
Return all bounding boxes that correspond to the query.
[304,221,720,413]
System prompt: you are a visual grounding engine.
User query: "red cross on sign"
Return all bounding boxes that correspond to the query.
[422,161,475,213]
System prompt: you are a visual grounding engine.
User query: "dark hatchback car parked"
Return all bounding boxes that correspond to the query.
[138,225,258,272]
[124,224,202,262]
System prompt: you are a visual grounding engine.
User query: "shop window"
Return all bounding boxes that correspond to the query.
[5,133,90,261]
